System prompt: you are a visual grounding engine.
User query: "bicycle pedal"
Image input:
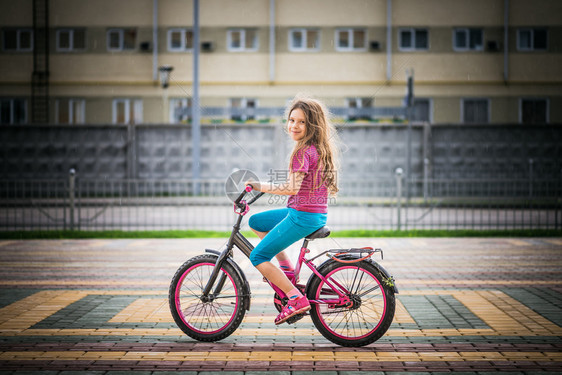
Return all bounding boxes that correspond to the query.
[286,313,305,325]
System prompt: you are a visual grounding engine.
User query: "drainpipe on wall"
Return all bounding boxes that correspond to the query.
[504,0,509,83]
[269,0,275,83]
[153,0,158,82]
[386,0,392,82]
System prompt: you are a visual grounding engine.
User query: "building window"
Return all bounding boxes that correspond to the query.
[56,99,85,124]
[335,29,367,51]
[0,98,27,124]
[462,98,489,124]
[230,98,257,121]
[412,98,432,123]
[346,97,373,121]
[289,29,320,52]
[168,29,193,52]
[399,28,428,51]
[453,28,483,51]
[170,98,191,123]
[517,28,547,51]
[227,29,258,52]
[2,29,33,51]
[56,29,86,52]
[520,98,548,124]
[107,28,137,51]
[113,99,142,124]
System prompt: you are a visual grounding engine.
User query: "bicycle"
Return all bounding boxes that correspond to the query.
[169,186,398,347]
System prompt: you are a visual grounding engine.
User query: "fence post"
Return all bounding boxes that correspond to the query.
[554,168,562,229]
[528,158,534,198]
[395,167,403,231]
[423,158,429,202]
[69,168,76,231]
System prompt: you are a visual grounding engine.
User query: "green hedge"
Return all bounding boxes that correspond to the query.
[0,229,560,240]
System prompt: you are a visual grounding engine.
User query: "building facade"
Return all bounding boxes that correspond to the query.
[1,0,561,125]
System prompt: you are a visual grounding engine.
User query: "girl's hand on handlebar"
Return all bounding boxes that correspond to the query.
[245,180,262,192]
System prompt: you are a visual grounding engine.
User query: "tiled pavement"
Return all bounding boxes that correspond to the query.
[0,236,561,374]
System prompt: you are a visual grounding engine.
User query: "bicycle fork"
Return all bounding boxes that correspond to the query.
[201,215,254,303]
[200,248,231,303]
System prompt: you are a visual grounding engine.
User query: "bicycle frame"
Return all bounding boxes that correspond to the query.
[201,187,357,308]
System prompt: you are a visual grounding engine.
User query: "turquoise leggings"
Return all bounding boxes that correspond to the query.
[248,208,327,266]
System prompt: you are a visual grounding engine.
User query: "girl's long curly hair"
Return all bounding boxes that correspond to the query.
[285,94,340,196]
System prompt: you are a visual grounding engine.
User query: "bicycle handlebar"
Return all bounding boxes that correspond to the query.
[233,185,264,208]
[233,186,250,206]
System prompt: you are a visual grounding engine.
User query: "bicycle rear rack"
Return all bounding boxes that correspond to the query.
[309,247,383,263]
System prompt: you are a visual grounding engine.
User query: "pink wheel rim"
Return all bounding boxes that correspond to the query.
[174,262,239,335]
[314,265,386,340]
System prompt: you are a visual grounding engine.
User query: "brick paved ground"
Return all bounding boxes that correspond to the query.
[0,236,561,374]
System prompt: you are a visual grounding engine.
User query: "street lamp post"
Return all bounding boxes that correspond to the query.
[159,65,174,123]
[192,0,201,195]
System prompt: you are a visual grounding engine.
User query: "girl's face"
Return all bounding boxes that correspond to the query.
[288,108,307,142]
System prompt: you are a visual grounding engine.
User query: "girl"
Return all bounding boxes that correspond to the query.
[246,95,339,325]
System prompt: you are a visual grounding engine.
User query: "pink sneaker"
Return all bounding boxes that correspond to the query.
[274,296,311,325]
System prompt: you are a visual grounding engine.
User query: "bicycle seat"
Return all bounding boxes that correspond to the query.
[306,226,331,241]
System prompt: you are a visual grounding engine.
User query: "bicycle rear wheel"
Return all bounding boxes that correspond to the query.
[307,260,395,347]
[169,254,246,342]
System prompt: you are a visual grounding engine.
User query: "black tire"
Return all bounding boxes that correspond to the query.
[307,259,395,347]
[169,254,247,342]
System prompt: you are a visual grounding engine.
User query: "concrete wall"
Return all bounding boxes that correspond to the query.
[1,124,560,190]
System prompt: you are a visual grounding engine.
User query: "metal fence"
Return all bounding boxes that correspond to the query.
[1,172,560,231]
[187,106,407,119]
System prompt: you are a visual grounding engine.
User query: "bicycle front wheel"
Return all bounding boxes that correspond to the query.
[307,260,395,347]
[169,254,246,342]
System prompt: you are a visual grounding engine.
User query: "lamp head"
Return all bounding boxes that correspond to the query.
[158,65,174,89]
